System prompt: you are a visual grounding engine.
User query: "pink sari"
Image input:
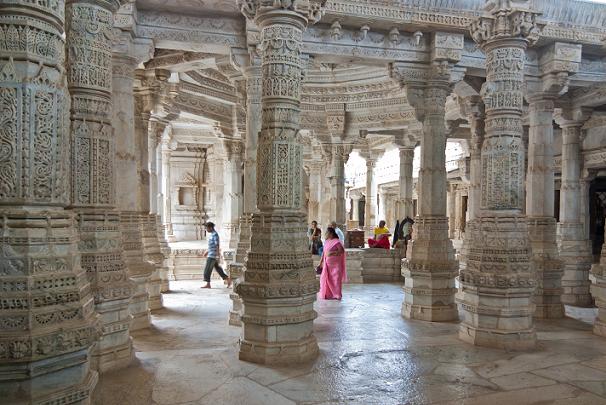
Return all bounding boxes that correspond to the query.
[318,238,347,300]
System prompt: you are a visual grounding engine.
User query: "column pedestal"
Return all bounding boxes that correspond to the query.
[402,217,458,321]
[458,215,536,350]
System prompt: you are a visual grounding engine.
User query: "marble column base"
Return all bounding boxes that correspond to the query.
[558,232,593,307]
[227,263,245,326]
[239,333,319,365]
[0,349,98,405]
[223,222,240,251]
[402,216,458,322]
[92,297,134,373]
[157,218,171,293]
[591,264,606,338]
[141,214,165,311]
[75,210,135,373]
[129,274,152,331]
[236,213,253,263]
[236,212,319,365]
[528,217,564,319]
[457,215,537,351]
[120,212,155,330]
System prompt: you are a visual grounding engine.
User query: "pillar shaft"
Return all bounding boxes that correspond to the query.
[397,147,415,219]
[330,145,349,229]
[236,5,320,365]
[113,54,155,330]
[458,3,540,350]
[222,139,244,250]
[364,159,378,238]
[557,120,593,306]
[65,0,134,372]
[526,97,564,319]
[0,1,98,402]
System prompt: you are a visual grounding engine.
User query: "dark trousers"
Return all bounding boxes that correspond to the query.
[203,257,228,282]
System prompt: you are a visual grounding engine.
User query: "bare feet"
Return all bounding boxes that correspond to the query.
[201,283,211,289]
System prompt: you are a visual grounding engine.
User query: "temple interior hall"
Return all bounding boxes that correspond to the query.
[3,0,606,404]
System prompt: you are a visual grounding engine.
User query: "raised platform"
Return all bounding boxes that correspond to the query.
[346,248,403,283]
[167,241,230,280]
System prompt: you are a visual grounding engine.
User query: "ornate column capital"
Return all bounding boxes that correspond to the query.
[237,0,326,25]
[554,106,593,129]
[221,138,244,162]
[470,0,542,50]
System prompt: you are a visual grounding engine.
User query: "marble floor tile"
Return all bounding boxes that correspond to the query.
[93,281,606,405]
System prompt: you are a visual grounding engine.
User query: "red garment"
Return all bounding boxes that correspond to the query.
[368,236,390,249]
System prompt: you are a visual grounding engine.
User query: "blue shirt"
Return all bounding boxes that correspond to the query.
[335,227,345,245]
[207,231,220,258]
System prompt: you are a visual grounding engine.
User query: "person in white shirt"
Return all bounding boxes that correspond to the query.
[330,221,345,245]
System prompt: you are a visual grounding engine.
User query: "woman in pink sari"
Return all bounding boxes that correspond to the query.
[318,227,347,300]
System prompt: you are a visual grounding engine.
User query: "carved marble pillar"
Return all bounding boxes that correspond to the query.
[457,1,541,350]
[379,188,388,225]
[235,62,262,263]
[307,162,322,223]
[135,110,164,311]
[391,32,463,322]
[401,82,458,322]
[221,138,244,250]
[350,192,361,226]
[65,0,135,372]
[161,139,176,242]
[364,157,378,239]
[0,1,98,402]
[113,54,156,331]
[228,64,260,326]
[460,96,485,222]
[397,146,415,219]
[329,144,351,230]
[526,96,564,319]
[149,122,171,293]
[235,1,323,364]
[447,184,457,239]
[555,109,593,307]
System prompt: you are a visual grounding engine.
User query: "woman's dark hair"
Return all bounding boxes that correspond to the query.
[326,227,337,239]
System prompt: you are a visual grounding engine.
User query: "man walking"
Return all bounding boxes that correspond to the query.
[201,222,231,288]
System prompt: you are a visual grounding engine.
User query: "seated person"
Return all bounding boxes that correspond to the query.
[368,232,391,249]
[373,220,390,238]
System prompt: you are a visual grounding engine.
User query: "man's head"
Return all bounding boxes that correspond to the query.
[330,221,338,228]
[311,220,318,227]
[205,222,215,232]
[379,220,386,228]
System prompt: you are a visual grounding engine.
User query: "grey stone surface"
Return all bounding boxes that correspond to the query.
[94,281,606,405]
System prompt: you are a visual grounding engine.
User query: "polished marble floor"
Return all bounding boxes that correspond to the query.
[94,281,606,405]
